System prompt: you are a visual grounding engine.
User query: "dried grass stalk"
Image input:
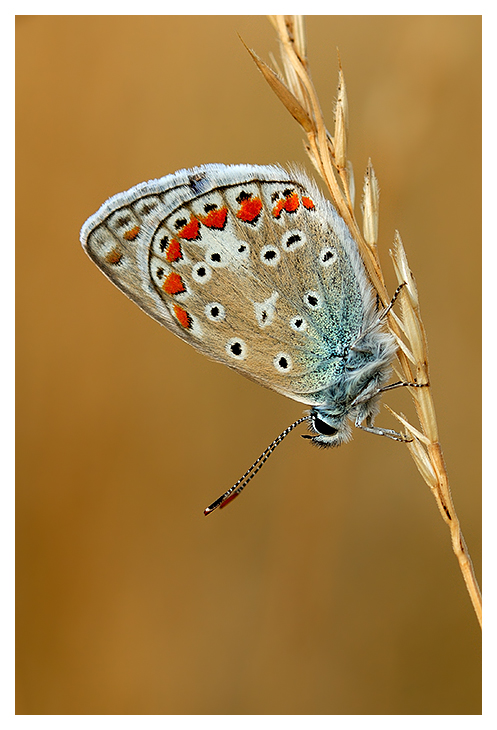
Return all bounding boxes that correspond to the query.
[255,15,481,627]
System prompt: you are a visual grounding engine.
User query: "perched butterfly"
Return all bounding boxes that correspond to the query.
[81,164,417,513]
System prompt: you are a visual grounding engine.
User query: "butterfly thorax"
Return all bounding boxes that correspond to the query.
[307,324,397,447]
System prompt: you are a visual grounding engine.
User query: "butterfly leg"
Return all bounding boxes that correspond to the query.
[354,415,411,442]
[377,380,429,395]
[350,378,428,408]
[350,283,408,348]
[378,282,407,320]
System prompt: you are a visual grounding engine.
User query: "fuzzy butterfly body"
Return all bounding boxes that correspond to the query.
[81,164,397,448]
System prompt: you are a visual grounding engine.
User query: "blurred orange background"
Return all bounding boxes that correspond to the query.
[16,16,481,714]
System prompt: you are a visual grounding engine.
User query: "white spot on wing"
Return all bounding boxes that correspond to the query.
[253,291,279,329]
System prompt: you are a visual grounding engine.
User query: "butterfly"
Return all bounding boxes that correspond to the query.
[81,163,415,514]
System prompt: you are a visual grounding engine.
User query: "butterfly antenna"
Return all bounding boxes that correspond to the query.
[203,415,311,516]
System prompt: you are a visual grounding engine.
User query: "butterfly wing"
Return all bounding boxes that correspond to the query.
[81,164,375,406]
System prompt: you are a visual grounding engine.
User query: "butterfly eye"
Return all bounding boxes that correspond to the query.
[313,416,338,436]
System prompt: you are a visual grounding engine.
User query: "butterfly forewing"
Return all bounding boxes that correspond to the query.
[81,164,374,406]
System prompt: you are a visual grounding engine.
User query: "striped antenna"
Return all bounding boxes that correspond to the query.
[203,415,311,516]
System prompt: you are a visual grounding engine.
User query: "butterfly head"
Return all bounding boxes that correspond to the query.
[303,408,352,448]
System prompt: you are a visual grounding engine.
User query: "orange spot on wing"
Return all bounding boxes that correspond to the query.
[178,215,200,240]
[173,304,192,329]
[283,192,299,212]
[200,206,228,229]
[123,225,140,240]
[302,196,315,210]
[166,238,182,262]
[273,191,299,217]
[237,196,262,223]
[272,199,285,218]
[105,247,123,265]
[163,272,186,295]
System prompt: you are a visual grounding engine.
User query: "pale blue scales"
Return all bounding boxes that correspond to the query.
[81,163,398,450]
